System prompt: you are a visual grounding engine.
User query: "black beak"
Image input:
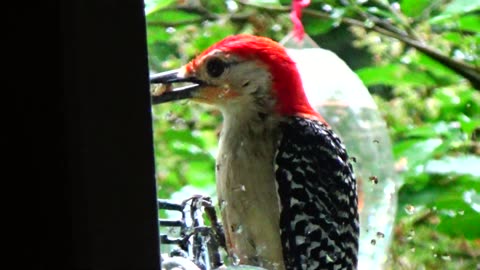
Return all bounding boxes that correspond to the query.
[149,69,204,104]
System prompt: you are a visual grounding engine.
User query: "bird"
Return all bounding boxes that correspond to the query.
[150,34,359,270]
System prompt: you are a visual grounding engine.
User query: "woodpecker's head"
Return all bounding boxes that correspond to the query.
[151,34,321,121]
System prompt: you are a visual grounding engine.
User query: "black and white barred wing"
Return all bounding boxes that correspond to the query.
[275,117,359,270]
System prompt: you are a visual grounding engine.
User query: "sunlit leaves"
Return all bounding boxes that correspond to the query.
[442,0,480,16]
[144,0,176,15]
[148,9,204,25]
[246,0,282,6]
[397,174,480,240]
[425,155,480,177]
[152,103,220,200]
[400,0,432,18]
[303,15,336,35]
[356,64,437,87]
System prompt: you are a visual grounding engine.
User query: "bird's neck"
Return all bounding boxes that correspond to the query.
[220,104,280,147]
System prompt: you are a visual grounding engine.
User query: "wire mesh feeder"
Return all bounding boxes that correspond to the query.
[158,196,226,270]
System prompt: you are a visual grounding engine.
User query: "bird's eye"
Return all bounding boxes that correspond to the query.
[206,58,226,78]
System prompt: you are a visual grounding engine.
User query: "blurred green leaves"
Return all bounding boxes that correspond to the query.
[144,0,176,15]
[145,0,480,268]
[357,64,438,87]
[148,9,204,25]
[441,0,480,16]
[400,0,432,18]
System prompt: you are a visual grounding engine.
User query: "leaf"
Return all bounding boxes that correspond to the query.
[430,0,480,23]
[393,138,443,170]
[437,212,480,239]
[434,189,480,239]
[162,129,206,148]
[463,189,480,212]
[247,0,282,6]
[397,174,480,219]
[147,9,203,25]
[144,0,176,15]
[458,14,480,33]
[168,141,213,161]
[458,114,480,134]
[442,31,463,43]
[396,122,453,139]
[400,0,432,18]
[146,26,171,45]
[187,23,236,55]
[413,53,461,84]
[356,64,437,87]
[425,155,480,177]
[442,0,480,15]
[303,15,336,36]
[184,161,216,188]
[364,6,396,21]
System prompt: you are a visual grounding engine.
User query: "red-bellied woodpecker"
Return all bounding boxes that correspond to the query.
[151,35,359,270]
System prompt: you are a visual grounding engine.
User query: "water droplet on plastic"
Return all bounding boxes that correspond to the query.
[220,200,228,211]
[233,185,246,192]
[271,24,282,32]
[391,2,400,11]
[256,245,266,255]
[179,99,191,106]
[376,232,385,238]
[235,225,243,234]
[407,229,415,240]
[405,204,415,215]
[231,253,240,266]
[364,19,375,28]
[322,4,332,12]
[226,0,238,11]
[370,239,376,245]
[172,118,186,130]
[441,255,451,261]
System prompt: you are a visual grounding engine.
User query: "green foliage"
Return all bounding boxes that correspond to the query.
[146,0,480,268]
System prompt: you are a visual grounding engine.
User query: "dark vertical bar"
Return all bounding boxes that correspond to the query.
[62,0,160,269]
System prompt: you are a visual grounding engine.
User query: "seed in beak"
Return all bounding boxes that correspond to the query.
[152,83,173,96]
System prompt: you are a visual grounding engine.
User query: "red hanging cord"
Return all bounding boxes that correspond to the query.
[290,0,310,42]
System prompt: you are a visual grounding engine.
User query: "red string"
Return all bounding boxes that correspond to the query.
[290,0,310,42]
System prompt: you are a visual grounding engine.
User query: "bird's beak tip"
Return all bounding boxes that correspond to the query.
[149,69,203,104]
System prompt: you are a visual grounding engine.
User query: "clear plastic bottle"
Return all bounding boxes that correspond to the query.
[282,33,402,270]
